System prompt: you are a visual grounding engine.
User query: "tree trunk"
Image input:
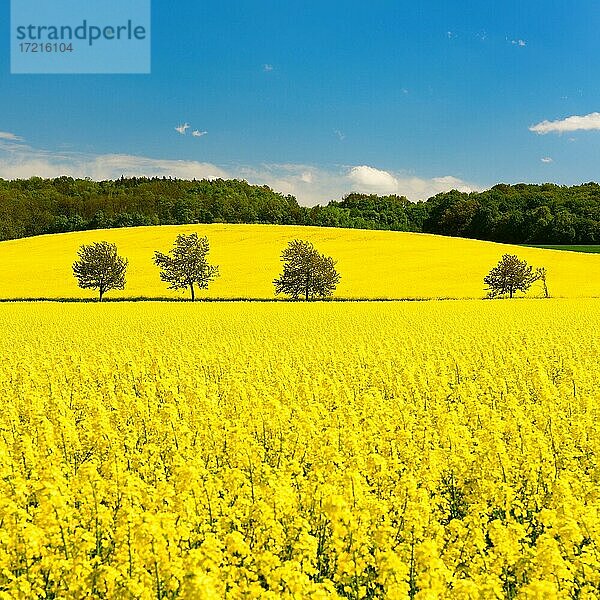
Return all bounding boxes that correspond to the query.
[190,284,195,302]
[99,288,104,302]
[509,288,513,299]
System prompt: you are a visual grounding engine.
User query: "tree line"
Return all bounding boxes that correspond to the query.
[2,177,600,245]
[74,234,545,302]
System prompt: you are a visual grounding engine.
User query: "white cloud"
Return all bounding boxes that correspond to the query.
[236,163,334,204]
[192,130,207,137]
[175,123,190,135]
[263,64,273,72]
[348,165,398,193]
[347,165,477,199]
[541,157,553,163]
[0,137,479,205]
[0,131,23,142]
[238,163,479,205]
[0,144,227,181]
[334,129,346,141]
[511,39,526,47]
[530,112,600,134]
[88,155,226,180]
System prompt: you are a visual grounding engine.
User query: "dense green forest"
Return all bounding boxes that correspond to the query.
[1,176,600,244]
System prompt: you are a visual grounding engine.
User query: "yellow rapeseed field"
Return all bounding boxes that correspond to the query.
[1,224,600,299]
[1,300,600,598]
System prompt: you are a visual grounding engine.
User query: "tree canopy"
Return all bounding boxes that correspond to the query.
[153,233,219,301]
[72,241,128,301]
[484,254,540,299]
[273,240,341,300]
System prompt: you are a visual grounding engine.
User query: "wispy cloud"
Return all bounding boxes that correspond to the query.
[175,124,207,137]
[263,64,274,72]
[347,165,478,198]
[0,140,226,181]
[0,131,23,142]
[541,157,553,163]
[334,129,346,141]
[511,39,526,47]
[0,137,479,205]
[530,112,600,134]
[236,163,334,204]
[239,163,479,205]
[175,123,190,135]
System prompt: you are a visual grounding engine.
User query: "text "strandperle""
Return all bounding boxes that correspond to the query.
[15,20,147,46]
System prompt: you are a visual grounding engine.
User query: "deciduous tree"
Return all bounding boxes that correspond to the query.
[273,239,341,300]
[72,241,127,301]
[153,233,219,301]
[484,254,539,298]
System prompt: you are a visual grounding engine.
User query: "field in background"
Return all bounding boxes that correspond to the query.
[2,224,600,299]
[1,300,599,597]
[524,244,600,254]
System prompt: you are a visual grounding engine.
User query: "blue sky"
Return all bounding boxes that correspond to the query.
[1,0,600,204]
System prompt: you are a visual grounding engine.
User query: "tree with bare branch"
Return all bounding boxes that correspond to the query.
[484,254,540,298]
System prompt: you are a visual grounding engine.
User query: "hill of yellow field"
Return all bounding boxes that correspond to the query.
[1,224,599,299]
